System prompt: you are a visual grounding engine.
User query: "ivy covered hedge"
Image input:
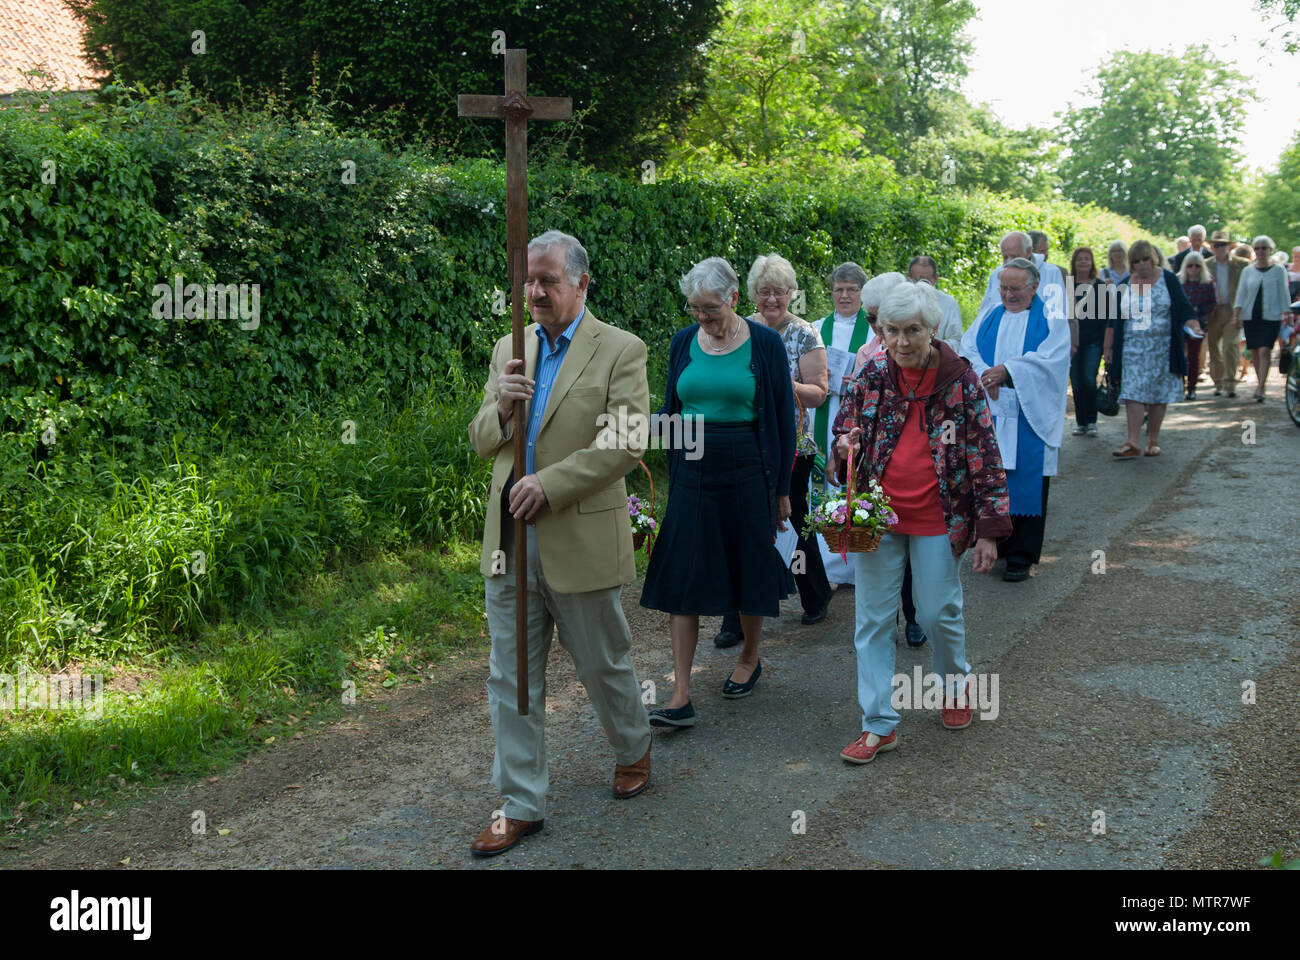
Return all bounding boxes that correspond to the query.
[1,85,1162,467]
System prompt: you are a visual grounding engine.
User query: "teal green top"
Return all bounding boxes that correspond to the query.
[678,336,756,421]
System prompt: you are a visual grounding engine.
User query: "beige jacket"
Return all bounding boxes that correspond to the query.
[467,310,648,593]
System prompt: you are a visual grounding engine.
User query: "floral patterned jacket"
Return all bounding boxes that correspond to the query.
[832,339,1012,557]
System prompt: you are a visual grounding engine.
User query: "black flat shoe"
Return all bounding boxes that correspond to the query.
[648,702,696,728]
[713,629,742,649]
[1002,565,1030,582]
[904,622,927,647]
[800,605,828,625]
[722,661,762,699]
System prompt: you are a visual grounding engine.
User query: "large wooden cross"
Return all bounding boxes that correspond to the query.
[459,50,571,717]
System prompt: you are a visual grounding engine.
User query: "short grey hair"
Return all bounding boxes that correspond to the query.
[861,271,906,312]
[878,280,941,333]
[1188,224,1206,238]
[1252,234,1276,252]
[1027,230,1049,252]
[907,255,939,279]
[680,257,739,301]
[1003,257,1040,286]
[1002,231,1033,257]
[528,230,589,285]
[828,262,868,288]
[746,253,798,302]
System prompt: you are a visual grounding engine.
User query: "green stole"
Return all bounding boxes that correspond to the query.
[813,308,870,472]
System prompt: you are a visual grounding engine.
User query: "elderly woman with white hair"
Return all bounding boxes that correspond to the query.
[1233,235,1292,402]
[640,257,795,727]
[829,281,1010,763]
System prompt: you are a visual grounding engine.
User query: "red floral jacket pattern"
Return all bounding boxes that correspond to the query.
[832,340,1012,557]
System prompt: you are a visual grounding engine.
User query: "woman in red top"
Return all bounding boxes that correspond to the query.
[830,281,1011,765]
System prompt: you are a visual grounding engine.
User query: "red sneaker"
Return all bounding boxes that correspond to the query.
[840,730,897,764]
[942,683,973,730]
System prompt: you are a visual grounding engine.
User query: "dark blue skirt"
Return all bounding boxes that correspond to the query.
[639,422,792,617]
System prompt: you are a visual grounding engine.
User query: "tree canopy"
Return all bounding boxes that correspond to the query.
[1057,46,1253,237]
[66,0,723,171]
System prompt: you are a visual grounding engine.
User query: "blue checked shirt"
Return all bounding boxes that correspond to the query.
[523,308,585,475]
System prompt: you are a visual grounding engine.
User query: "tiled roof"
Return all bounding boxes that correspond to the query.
[0,0,106,95]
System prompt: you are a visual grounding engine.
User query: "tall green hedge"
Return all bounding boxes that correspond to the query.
[1,85,1163,463]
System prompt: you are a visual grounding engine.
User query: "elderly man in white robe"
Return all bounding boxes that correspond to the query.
[975,231,1067,326]
[961,257,1071,582]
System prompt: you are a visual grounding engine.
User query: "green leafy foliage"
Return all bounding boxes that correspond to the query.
[66,0,723,171]
[1058,46,1254,237]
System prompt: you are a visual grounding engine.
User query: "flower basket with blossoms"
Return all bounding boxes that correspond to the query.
[628,460,658,552]
[803,468,897,555]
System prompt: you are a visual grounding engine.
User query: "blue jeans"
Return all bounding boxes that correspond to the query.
[852,533,970,735]
[1070,341,1103,426]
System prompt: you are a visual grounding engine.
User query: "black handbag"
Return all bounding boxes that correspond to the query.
[1096,368,1120,417]
[1281,346,1294,376]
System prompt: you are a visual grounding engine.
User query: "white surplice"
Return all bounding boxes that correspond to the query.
[959,303,1071,477]
[818,312,865,584]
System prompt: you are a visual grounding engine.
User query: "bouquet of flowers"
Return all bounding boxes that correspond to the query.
[802,475,897,554]
[628,494,658,551]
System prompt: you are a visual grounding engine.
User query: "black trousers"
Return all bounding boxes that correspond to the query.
[998,477,1051,567]
[721,453,831,633]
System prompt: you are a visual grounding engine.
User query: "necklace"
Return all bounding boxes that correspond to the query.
[703,318,741,353]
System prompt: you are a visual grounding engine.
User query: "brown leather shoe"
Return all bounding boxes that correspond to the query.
[469,816,543,857]
[611,744,651,798]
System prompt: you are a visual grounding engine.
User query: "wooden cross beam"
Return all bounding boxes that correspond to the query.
[459,49,572,717]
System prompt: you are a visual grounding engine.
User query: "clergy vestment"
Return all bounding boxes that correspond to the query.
[975,254,1067,326]
[812,309,872,585]
[960,294,1070,570]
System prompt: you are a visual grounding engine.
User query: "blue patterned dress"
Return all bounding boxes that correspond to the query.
[1119,280,1183,404]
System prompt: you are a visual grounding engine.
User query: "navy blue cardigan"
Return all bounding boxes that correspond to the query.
[1109,269,1194,389]
[657,319,795,499]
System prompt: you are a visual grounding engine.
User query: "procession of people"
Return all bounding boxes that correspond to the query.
[466,225,1297,856]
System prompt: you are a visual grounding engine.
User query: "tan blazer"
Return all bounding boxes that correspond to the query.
[468,310,649,594]
[1209,256,1250,305]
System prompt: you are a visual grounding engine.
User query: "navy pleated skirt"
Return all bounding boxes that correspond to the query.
[639,422,792,617]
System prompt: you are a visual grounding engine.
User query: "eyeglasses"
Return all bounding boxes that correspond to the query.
[999,284,1029,294]
[685,301,726,318]
[755,287,790,301]
[1254,247,1270,252]
[1211,242,1229,248]
[1131,257,1152,266]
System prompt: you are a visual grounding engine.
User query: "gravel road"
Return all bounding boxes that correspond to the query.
[4,394,1297,870]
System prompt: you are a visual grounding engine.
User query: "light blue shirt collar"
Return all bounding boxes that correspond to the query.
[536,308,585,352]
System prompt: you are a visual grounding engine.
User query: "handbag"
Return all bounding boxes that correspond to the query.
[1281,346,1294,376]
[1096,367,1120,417]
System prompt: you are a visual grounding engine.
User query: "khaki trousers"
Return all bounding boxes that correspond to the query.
[484,513,651,821]
[1204,304,1241,391]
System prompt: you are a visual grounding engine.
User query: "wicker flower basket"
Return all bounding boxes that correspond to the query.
[631,459,656,552]
[816,458,884,554]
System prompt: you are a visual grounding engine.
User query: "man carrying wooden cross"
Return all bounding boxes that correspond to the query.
[467,230,653,857]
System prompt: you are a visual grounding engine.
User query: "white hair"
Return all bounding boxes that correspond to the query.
[1001,231,1033,257]
[746,253,798,302]
[680,257,739,300]
[1252,234,1276,252]
[878,281,941,333]
[1188,224,1206,238]
[861,271,906,311]
[528,230,589,285]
